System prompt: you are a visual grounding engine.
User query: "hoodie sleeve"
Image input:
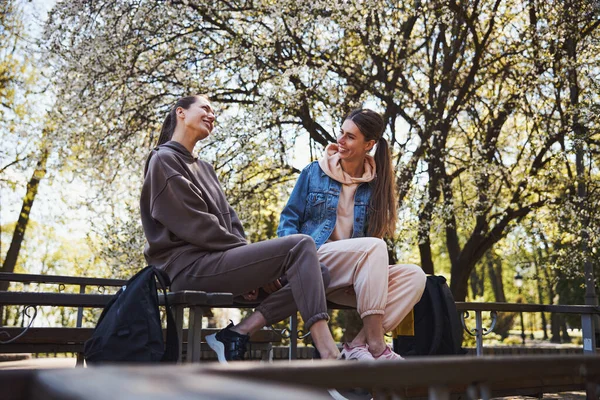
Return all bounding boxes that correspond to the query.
[229,205,247,240]
[205,160,246,241]
[277,165,311,237]
[148,157,246,252]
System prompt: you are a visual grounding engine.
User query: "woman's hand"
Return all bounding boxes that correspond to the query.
[262,279,282,294]
[242,289,259,301]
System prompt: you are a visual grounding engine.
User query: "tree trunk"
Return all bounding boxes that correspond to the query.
[551,314,562,343]
[565,0,598,311]
[486,251,513,339]
[534,259,549,340]
[469,266,480,299]
[551,266,567,343]
[0,148,48,291]
[451,207,533,301]
[487,253,506,302]
[539,231,558,342]
[451,250,481,301]
[564,0,599,348]
[418,229,434,275]
[561,319,571,343]
[418,189,436,275]
[418,130,445,276]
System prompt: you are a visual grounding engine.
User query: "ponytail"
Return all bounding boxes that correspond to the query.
[157,113,175,146]
[369,137,397,238]
[346,109,397,238]
[156,95,204,147]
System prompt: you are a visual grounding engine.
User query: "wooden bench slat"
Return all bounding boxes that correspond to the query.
[201,354,600,389]
[0,274,232,307]
[0,272,126,287]
[167,290,233,306]
[456,302,600,314]
[373,378,584,399]
[31,367,330,400]
[0,327,281,346]
[1,343,85,353]
[0,292,112,307]
[0,291,234,308]
[0,328,93,343]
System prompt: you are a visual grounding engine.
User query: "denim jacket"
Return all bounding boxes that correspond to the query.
[277,161,373,248]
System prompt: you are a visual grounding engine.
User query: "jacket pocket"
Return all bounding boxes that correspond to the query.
[306,192,327,220]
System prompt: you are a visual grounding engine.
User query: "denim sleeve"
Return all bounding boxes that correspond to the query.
[277,165,311,237]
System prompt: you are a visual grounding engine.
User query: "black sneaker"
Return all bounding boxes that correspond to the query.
[206,321,250,363]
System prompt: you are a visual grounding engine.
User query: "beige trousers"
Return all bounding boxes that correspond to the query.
[317,237,427,332]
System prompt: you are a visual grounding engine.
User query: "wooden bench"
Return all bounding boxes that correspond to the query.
[7,272,597,363]
[0,272,236,363]
[3,354,600,399]
[209,354,600,399]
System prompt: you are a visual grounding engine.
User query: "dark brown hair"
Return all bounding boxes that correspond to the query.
[156,95,207,146]
[346,109,398,238]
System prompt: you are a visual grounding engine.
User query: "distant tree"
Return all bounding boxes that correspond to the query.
[0,0,56,286]
[1,220,111,326]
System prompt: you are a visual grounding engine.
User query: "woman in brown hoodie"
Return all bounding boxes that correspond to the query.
[140,95,340,362]
[278,109,427,361]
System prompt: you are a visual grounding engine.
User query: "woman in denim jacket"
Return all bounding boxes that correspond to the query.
[278,109,426,361]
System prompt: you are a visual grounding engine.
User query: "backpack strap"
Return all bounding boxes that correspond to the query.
[153,267,179,362]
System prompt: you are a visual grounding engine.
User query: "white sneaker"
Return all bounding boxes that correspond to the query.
[373,345,403,361]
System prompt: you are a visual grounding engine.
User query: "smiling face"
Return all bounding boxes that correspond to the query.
[176,96,215,141]
[337,119,376,162]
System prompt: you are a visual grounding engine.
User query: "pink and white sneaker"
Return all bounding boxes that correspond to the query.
[340,343,375,361]
[373,345,404,361]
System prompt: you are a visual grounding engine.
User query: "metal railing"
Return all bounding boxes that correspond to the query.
[286,301,600,359]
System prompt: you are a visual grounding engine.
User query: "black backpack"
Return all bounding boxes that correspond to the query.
[393,275,466,356]
[84,266,179,363]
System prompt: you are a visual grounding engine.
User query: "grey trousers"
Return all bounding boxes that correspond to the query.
[170,234,330,330]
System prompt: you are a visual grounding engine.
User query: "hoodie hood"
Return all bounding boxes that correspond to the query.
[144,140,196,177]
[161,141,196,162]
[318,143,376,184]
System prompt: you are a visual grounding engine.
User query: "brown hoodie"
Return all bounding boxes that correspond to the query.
[140,141,247,276]
[318,143,376,241]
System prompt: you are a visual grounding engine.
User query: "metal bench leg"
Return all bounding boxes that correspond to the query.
[429,385,450,400]
[586,382,600,400]
[479,383,491,400]
[76,285,86,328]
[261,343,273,362]
[581,313,596,354]
[187,306,203,363]
[173,305,185,363]
[289,313,298,360]
[475,311,483,356]
[76,352,85,367]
